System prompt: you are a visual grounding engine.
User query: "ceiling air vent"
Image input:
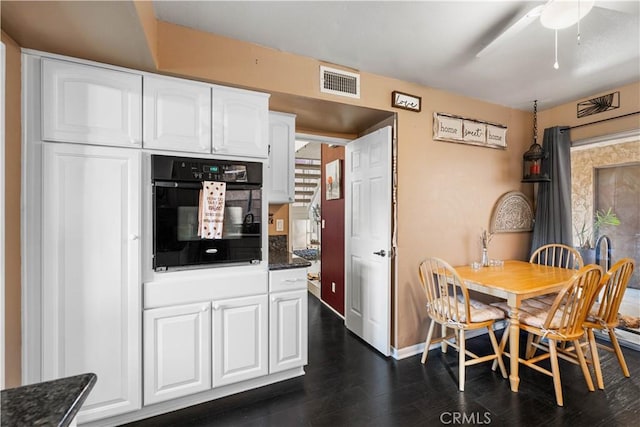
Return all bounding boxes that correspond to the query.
[320,66,360,98]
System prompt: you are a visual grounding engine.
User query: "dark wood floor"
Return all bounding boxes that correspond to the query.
[126,294,640,426]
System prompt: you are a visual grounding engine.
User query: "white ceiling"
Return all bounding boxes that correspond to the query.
[153,0,640,111]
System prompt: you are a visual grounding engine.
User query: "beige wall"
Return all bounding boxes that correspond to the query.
[538,82,640,143]
[150,21,535,348]
[144,23,640,348]
[3,8,639,369]
[2,30,22,388]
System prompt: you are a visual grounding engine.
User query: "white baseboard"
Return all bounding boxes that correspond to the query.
[320,299,345,319]
[391,320,507,360]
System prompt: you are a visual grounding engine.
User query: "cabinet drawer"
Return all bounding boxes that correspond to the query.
[144,270,268,309]
[269,268,308,292]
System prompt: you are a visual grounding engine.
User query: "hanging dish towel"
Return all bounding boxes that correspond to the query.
[198,181,226,239]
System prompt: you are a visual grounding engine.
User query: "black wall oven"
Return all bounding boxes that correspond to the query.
[152,155,263,271]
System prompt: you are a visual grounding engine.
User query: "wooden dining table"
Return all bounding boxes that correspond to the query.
[454,260,577,392]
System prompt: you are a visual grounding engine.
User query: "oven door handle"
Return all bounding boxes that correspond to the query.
[153,181,202,189]
[153,180,261,190]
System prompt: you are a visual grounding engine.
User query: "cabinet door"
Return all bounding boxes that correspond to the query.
[143,75,211,153]
[268,112,296,204]
[212,294,268,387]
[42,143,141,422]
[144,302,212,405]
[42,58,142,147]
[212,86,269,158]
[269,290,308,374]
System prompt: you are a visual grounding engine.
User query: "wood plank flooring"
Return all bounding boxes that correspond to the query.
[125,294,640,426]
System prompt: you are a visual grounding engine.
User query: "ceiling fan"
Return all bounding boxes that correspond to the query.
[475,0,631,58]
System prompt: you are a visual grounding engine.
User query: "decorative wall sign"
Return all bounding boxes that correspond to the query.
[392,91,421,112]
[490,191,534,233]
[434,113,507,149]
[577,91,620,118]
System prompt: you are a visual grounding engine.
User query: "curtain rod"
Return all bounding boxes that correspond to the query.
[561,111,640,132]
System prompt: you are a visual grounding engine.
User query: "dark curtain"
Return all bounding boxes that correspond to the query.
[530,126,572,255]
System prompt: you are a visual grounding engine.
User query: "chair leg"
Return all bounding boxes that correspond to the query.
[548,340,563,407]
[487,326,507,379]
[525,333,538,359]
[608,328,630,378]
[421,320,436,364]
[587,328,604,390]
[458,328,466,392]
[492,322,509,371]
[441,323,449,353]
[574,339,595,392]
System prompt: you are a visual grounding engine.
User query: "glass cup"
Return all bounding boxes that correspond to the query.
[489,259,504,267]
[471,262,482,271]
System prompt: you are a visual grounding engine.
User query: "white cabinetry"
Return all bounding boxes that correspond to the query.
[212,85,269,158]
[143,75,211,153]
[212,294,269,386]
[41,143,141,422]
[268,269,308,373]
[268,112,296,204]
[41,58,142,147]
[143,302,212,405]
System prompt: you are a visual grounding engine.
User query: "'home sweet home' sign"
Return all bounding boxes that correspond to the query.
[433,112,507,149]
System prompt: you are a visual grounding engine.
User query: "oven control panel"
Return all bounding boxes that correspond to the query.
[152,155,262,184]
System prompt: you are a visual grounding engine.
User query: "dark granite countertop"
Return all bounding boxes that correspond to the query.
[1,373,97,427]
[269,250,312,270]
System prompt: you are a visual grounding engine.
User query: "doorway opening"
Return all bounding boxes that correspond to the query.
[290,133,349,315]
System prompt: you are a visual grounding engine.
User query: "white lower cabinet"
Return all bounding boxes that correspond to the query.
[212,294,269,386]
[143,302,212,405]
[268,268,309,374]
[143,294,269,403]
[269,289,308,373]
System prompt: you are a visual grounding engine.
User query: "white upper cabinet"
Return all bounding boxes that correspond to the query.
[41,58,142,147]
[212,85,269,158]
[268,112,296,204]
[143,75,211,153]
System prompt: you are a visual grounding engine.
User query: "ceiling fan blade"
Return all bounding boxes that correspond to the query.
[476,4,546,58]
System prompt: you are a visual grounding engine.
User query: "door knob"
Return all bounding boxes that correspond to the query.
[373,250,386,257]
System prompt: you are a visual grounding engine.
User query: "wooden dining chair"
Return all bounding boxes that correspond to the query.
[516,264,603,406]
[418,257,507,391]
[492,244,585,362]
[584,258,635,389]
[530,243,584,270]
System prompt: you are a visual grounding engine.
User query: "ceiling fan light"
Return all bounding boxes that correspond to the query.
[540,0,595,30]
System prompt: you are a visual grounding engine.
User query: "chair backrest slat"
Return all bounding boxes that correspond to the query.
[530,244,584,269]
[418,257,471,324]
[594,258,635,326]
[544,264,603,338]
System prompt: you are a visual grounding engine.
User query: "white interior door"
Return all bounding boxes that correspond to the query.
[345,126,392,356]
